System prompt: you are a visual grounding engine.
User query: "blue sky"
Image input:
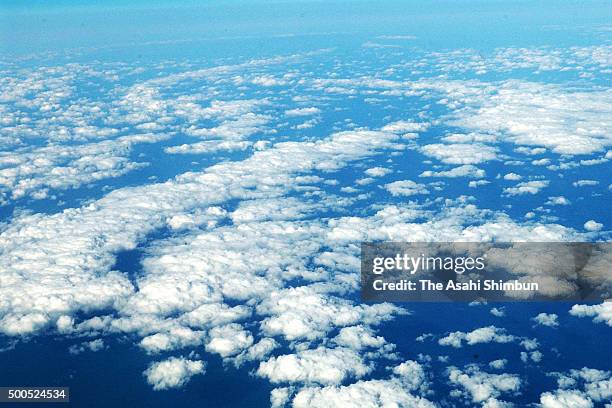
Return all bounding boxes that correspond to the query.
[0,1,611,407]
[3,0,611,56]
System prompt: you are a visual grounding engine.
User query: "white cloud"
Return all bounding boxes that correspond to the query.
[0,133,167,202]
[439,326,515,348]
[540,390,594,408]
[503,180,549,196]
[256,346,371,385]
[385,180,429,196]
[291,361,433,408]
[532,313,559,327]
[583,220,603,232]
[489,359,507,370]
[205,324,253,358]
[503,173,522,181]
[2,48,608,403]
[490,307,505,317]
[420,165,485,179]
[570,303,612,326]
[469,180,490,188]
[364,167,391,177]
[445,80,612,155]
[68,339,106,355]
[165,140,252,154]
[573,180,599,187]
[140,327,204,354]
[333,326,386,350]
[0,129,400,337]
[420,143,497,164]
[270,387,292,408]
[546,196,571,206]
[381,121,429,134]
[285,107,321,117]
[143,357,205,390]
[447,365,521,406]
[521,350,543,363]
[540,367,611,408]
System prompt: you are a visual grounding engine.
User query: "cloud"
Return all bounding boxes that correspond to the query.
[291,361,434,408]
[364,167,392,177]
[256,346,372,385]
[385,180,430,196]
[444,80,612,155]
[2,47,609,403]
[439,326,515,348]
[420,165,485,179]
[205,324,253,358]
[503,173,522,181]
[573,180,599,187]
[489,359,507,370]
[447,365,521,406]
[532,313,559,327]
[140,327,205,354]
[545,196,571,206]
[0,129,400,337]
[420,144,497,164]
[285,107,321,117]
[68,339,106,355]
[540,390,594,408]
[583,220,603,232]
[503,180,549,196]
[381,121,429,134]
[143,357,205,391]
[520,350,543,363]
[0,133,168,202]
[570,303,612,326]
[490,307,505,317]
[540,367,612,407]
[165,140,252,154]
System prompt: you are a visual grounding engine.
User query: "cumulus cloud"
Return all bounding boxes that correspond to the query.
[573,180,599,187]
[291,360,434,408]
[503,180,549,196]
[447,365,521,406]
[364,167,392,177]
[532,313,559,328]
[68,339,106,355]
[545,196,571,206]
[439,326,515,348]
[541,367,612,407]
[381,121,429,134]
[205,324,253,358]
[285,107,321,117]
[420,165,486,179]
[503,173,522,181]
[570,303,612,326]
[489,359,507,370]
[420,143,497,164]
[583,220,603,232]
[445,80,612,155]
[2,46,608,403]
[385,180,430,196]
[0,128,400,337]
[256,346,371,385]
[143,357,205,390]
[0,133,167,202]
[490,307,505,317]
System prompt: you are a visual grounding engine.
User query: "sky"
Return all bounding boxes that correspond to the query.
[0,1,611,407]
